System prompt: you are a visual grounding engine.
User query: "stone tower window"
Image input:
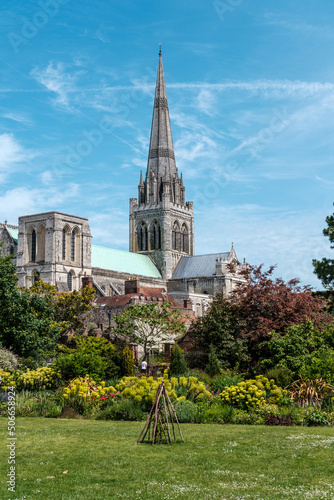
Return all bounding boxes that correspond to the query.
[181,223,189,254]
[70,226,80,263]
[62,228,66,260]
[37,225,46,262]
[137,222,148,251]
[151,220,161,250]
[71,230,75,261]
[172,221,181,251]
[62,225,71,261]
[31,229,36,262]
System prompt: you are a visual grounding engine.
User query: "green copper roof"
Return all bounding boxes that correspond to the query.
[91,244,162,278]
[7,227,18,243]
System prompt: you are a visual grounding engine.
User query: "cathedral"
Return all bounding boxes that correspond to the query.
[0,51,246,317]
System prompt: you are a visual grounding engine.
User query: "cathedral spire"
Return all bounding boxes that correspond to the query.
[146,50,178,200]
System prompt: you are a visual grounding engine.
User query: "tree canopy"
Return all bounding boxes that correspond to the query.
[0,255,61,361]
[313,204,334,289]
[192,264,332,370]
[0,254,95,363]
[114,301,186,361]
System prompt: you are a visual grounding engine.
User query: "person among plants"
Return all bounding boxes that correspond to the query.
[141,360,147,374]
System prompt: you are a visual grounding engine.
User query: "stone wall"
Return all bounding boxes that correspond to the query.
[0,223,17,262]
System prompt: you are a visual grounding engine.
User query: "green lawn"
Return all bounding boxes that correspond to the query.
[1,418,334,499]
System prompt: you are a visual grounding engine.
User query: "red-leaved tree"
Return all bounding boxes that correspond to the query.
[230,264,332,363]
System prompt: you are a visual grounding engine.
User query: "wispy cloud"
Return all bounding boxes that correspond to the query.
[0,133,31,172]
[30,62,82,109]
[1,112,33,125]
[195,205,329,289]
[195,89,216,116]
[0,184,80,223]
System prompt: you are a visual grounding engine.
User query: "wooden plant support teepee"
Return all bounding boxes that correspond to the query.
[137,380,184,446]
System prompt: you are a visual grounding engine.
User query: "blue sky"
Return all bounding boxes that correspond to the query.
[1,0,334,288]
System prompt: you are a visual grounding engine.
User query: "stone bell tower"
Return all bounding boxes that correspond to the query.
[129,48,194,279]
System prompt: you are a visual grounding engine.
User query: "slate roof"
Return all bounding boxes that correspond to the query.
[172,252,230,279]
[91,244,162,279]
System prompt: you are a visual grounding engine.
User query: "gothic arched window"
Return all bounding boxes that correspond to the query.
[181,223,189,254]
[31,229,36,262]
[71,231,75,261]
[67,271,73,292]
[172,221,180,251]
[33,270,40,284]
[37,224,46,262]
[150,220,161,250]
[62,225,71,261]
[62,228,66,260]
[137,222,148,251]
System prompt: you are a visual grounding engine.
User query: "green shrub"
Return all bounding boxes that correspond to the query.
[264,366,293,389]
[303,408,330,427]
[205,344,221,377]
[56,352,107,382]
[121,346,134,376]
[186,369,212,387]
[204,404,234,424]
[211,371,244,392]
[184,351,208,370]
[55,336,122,382]
[96,400,144,421]
[300,348,334,384]
[174,400,197,423]
[168,345,188,377]
[233,409,265,425]
[0,347,19,371]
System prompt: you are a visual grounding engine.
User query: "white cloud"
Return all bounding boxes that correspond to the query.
[195,205,330,289]
[88,211,128,248]
[2,112,33,125]
[31,62,81,109]
[168,80,334,99]
[195,89,216,116]
[0,133,28,171]
[0,184,80,224]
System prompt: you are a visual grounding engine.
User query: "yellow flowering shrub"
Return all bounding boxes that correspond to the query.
[0,370,17,391]
[220,375,287,410]
[1,367,61,391]
[115,375,212,406]
[16,367,61,391]
[62,376,116,400]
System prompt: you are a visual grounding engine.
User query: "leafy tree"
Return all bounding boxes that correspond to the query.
[0,255,61,362]
[192,296,248,370]
[29,280,95,334]
[231,264,332,364]
[313,204,334,289]
[55,336,121,381]
[114,301,186,361]
[193,264,332,369]
[260,321,334,382]
[168,344,188,376]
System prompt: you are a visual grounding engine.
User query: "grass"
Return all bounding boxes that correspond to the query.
[1,418,334,499]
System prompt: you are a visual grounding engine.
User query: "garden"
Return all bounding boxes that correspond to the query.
[0,419,334,499]
[1,225,334,498]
